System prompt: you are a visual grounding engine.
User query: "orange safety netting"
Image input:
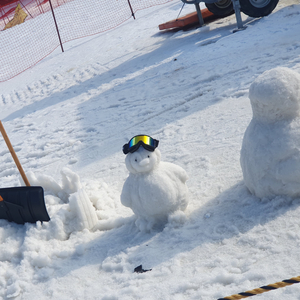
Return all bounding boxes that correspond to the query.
[0,0,175,82]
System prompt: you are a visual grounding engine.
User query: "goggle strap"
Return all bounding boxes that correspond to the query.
[123,143,129,154]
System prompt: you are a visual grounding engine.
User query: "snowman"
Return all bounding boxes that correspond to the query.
[240,67,300,199]
[121,135,189,231]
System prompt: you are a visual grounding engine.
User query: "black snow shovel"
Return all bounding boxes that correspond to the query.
[0,121,50,224]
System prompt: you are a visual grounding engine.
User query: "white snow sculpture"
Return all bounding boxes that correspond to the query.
[240,67,300,199]
[121,146,189,231]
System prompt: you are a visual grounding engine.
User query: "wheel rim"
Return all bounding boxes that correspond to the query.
[249,0,271,8]
[214,0,232,9]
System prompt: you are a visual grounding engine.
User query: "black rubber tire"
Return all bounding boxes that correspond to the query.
[239,0,279,17]
[205,0,234,16]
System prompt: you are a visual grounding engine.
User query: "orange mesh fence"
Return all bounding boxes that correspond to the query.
[0,0,175,82]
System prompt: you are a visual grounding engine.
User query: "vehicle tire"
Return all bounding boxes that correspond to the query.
[205,0,234,16]
[239,0,279,17]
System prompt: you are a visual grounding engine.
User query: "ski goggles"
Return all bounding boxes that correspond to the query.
[123,135,159,154]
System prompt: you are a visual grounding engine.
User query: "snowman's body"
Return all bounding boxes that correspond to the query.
[121,147,189,230]
[240,67,300,199]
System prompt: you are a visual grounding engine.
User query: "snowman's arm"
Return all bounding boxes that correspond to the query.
[121,179,132,207]
[163,162,189,183]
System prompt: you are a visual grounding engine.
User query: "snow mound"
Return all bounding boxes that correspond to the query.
[241,67,300,199]
[69,189,98,231]
[28,167,98,233]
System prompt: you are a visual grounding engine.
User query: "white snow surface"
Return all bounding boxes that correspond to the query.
[1,0,300,299]
[121,147,189,231]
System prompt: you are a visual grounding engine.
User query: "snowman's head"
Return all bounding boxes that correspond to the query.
[125,147,161,174]
[249,67,300,122]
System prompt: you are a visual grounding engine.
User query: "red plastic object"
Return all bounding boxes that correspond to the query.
[159,8,218,30]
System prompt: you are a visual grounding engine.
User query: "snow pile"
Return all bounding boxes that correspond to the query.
[27,168,97,233]
[241,67,300,199]
[28,168,131,233]
[0,167,134,299]
[121,147,189,231]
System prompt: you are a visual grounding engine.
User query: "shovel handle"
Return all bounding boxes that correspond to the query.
[0,121,31,187]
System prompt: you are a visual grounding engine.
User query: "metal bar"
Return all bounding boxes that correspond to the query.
[49,0,64,52]
[35,0,43,14]
[176,3,185,20]
[195,3,204,26]
[127,0,135,20]
[0,7,7,25]
[19,0,33,18]
[231,0,246,31]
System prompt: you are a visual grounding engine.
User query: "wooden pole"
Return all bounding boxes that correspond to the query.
[0,121,31,187]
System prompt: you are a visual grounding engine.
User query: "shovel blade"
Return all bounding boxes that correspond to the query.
[0,186,50,224]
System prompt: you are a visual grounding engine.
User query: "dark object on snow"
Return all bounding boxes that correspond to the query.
[0,121,50,224]
[134,265,152,273]
[0,186,50,224]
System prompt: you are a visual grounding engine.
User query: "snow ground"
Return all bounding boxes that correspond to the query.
[1,0,300,299]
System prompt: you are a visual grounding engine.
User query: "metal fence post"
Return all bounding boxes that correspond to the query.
[49,0,64,52]
[127,0,135,19]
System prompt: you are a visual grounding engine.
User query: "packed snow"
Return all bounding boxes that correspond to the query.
[241,67,300,199]
[121,145,189,231]
[1,0,300,299]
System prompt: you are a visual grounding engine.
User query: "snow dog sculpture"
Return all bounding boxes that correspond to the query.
[121,135,189,231]
[240,67,300,199]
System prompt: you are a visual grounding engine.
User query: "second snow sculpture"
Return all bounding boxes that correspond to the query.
[240,67,300,199]
[121,135,189,231]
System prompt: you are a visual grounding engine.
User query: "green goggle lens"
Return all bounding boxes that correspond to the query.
[128,136,155,148]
